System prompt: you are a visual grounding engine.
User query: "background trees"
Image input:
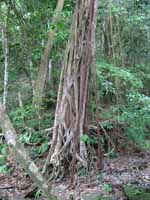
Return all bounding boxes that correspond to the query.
[95,0,150,151]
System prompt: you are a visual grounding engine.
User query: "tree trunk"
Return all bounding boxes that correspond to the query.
[1,25,9,108]
[43,0,98,181]
[0,104,58,200]
[32,0,65,111]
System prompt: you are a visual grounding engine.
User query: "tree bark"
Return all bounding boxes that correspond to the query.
[0,103,58,200]
[32,0,65,111]
[43,0,98,182]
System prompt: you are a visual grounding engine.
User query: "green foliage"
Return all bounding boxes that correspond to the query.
[95,61,150,150]
[8,103,53,158]
[104,184,113,193]
[124,184,150,200]
[97,172,103,184]
[0,144,8,173]
[0,143,7,155]
[101,121,113,130]
[9,104,32,129]
[35,189,42,200]
[77,166,88,177]
[81,134,91,144]
[120,93,150,149]
[97,61,143,99]
[20,132,31,143]
[81,134,98,145]
[38,141,49,155]
[0,165,8,173]
[9,103,53,131]
[0,155,6,165]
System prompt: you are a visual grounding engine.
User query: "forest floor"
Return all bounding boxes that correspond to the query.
[0,150,150,200]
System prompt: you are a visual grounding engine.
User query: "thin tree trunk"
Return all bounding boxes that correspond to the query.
[18,91,23,107]
[92,0,103,170]
[32,0,65,110]
[2,25,9,108]
[0,104,58,200]
[48,59,52,82]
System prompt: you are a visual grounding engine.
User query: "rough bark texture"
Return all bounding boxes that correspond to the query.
[32,0,65,110]
[43,0,98,180]
[0,104,58,200]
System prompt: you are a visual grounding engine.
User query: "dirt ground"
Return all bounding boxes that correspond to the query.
[0,151,150,200]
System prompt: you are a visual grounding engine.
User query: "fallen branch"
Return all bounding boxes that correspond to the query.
[0,103,58,200]
[0,186,15,189]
